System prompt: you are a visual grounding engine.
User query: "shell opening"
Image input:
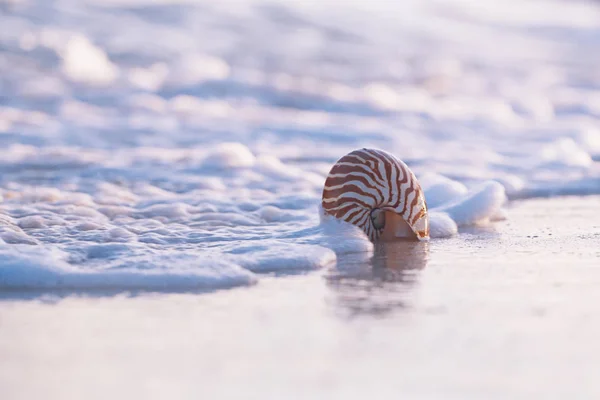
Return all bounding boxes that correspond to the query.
[370,208,386,232]
[379,211,417,241]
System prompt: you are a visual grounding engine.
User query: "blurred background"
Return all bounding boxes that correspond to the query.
[1,0,599,190]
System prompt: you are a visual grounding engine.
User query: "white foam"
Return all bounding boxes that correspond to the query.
[433,181,507,226]
[17,216,46,229]
[61,35,119,86]
[258,205,287,223]
[18,76,68,99]
[0,229,39,245]
[166,54,230,88]
[538,138,594,168]
[318,209,375,255]
[428,212,458,239]
[576,128,600,157]
[201,143,256,169]
[420,173,469,209]
[0,246,256,291]
[232,244,337,273]
[128,63,169,92]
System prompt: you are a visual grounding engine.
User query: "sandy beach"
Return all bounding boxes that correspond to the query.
[1,195,599,400]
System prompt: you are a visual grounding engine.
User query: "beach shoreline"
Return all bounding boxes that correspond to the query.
[1,195,599,400]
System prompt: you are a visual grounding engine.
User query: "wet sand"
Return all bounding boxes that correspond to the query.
[1,196,599,400]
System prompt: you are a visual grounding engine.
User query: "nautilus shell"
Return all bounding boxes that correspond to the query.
[322,148,429,242]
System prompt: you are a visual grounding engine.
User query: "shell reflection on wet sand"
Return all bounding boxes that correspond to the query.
[327,241,429,317]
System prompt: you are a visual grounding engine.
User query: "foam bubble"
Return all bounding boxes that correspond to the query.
[258,205,285,222]
[420,173,469,209]
[434,181,507,226]
[127,63,169,92]
[136,203,189,219]
[202,143,256,169]
[0,228,38,245]
[166,54,230,88]
[576,128,600,156]
[17,216,46,229]
[428,212,458,239]
[61,35,119,86]
[538,138,593,168]
[106,227,136,242]
[75,222,103,231]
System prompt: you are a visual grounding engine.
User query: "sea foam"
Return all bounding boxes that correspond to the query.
[0,246,256,291]
[0,0,598,292]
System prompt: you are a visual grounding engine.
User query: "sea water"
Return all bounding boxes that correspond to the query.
[0,0,599,291]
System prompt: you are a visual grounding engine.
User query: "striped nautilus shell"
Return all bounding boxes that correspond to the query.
[322,148,429,242]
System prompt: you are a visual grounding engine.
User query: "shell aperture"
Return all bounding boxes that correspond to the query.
[321,148,429,242]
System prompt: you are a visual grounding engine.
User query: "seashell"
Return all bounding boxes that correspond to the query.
[322,148,429,242]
